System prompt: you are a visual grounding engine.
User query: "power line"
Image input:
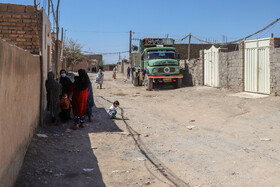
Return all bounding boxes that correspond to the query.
[180,17,280,45]
[67,29,129,34]
[82,50,129,55]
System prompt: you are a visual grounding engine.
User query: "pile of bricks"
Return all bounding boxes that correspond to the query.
[0,3,40,54]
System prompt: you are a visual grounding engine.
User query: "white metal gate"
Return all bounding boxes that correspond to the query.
[245,38,270,94]
[204,45,219,87]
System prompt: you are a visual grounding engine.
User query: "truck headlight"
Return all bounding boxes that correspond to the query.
[153,68,158,73]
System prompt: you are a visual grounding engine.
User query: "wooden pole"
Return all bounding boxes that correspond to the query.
[129,30,132,54]
[48,0,50,16]
[188,33,191,61]
[60,27,64,68]
[55,0,60,77]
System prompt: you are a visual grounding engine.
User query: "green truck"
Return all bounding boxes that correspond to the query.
[131,38,183,90]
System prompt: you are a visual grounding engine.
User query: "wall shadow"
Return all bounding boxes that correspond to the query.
[15,106,123,187]
[182,64,194,87]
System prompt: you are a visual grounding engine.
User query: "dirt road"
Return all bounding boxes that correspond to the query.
[16,71,280,187]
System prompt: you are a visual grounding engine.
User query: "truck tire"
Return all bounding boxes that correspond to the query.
[173,78,182,89]
[144,75,153,91]
[132,72,139,87]
[177,78,182,88]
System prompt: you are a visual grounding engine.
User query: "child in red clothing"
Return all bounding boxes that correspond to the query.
[60,92,71,122]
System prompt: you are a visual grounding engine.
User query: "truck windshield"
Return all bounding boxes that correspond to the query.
[147,51,175,60]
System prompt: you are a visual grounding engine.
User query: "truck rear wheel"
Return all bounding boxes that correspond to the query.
[132,72,139,87]
[144,75,153,91]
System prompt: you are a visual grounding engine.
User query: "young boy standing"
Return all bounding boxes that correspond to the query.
[107,101,120,119]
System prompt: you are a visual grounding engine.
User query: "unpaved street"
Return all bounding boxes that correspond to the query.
[16,71,280,187]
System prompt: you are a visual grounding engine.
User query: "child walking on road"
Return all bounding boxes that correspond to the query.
[95,69,104,89]
[107,100,120,119]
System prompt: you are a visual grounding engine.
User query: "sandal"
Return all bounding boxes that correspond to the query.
[71,124,79,130]
[79,123,85,128]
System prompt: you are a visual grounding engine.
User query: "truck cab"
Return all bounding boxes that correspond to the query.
[131,38,183,90]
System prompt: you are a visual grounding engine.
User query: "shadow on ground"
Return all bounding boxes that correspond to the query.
[15,106,122,187]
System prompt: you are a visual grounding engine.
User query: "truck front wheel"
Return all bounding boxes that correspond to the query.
[144,75,153,91]
[174,78,182,89]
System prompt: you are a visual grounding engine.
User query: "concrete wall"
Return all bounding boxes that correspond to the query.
[0,3,40,54]
[270,48,280,96]
[219,50,244,91]
[0,39,40,187]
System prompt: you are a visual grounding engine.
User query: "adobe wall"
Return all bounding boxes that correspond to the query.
[0,39,40,187]
[0,3,40,54]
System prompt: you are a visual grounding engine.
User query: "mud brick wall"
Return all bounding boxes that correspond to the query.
[270,47,280,96]
[175,44,238,60]
[270,37,280,48]
[0,38,40,187]
[219,50,244,91]
[0,3,40,54]
[182,58,203,86]
[175,44,212,60]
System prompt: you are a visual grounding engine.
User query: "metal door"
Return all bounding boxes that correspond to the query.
[244,38,270,94]
[204,45,219,87]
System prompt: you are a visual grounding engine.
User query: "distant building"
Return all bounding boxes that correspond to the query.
[70,54,103,72]
[103,64,116,71]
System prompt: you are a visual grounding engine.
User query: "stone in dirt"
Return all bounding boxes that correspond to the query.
[36,134,48,138]
[260,138,271,141]
[187,125,195,130]
[83,168,94,172]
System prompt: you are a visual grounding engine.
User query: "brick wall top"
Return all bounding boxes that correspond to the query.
[0,3,36,14]
[271,37,280,48]
[0,3,40,54]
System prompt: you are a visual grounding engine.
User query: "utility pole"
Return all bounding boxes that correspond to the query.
[50,0,61,77]
[129,30,132,66]
[60,27,64,68]
[188,33,191,61]
[129,30,132,54]
[48,0,50,16]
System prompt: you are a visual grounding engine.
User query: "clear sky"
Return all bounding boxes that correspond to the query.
[1,0,280,64]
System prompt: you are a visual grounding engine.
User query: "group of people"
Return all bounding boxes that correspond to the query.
[45,69,94,130]
[45,68,120,130]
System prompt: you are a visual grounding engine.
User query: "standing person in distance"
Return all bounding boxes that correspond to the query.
[112,66,117,79]
[127,66,131,79]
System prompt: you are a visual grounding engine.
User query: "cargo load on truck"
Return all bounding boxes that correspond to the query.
[130,38,183,90]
